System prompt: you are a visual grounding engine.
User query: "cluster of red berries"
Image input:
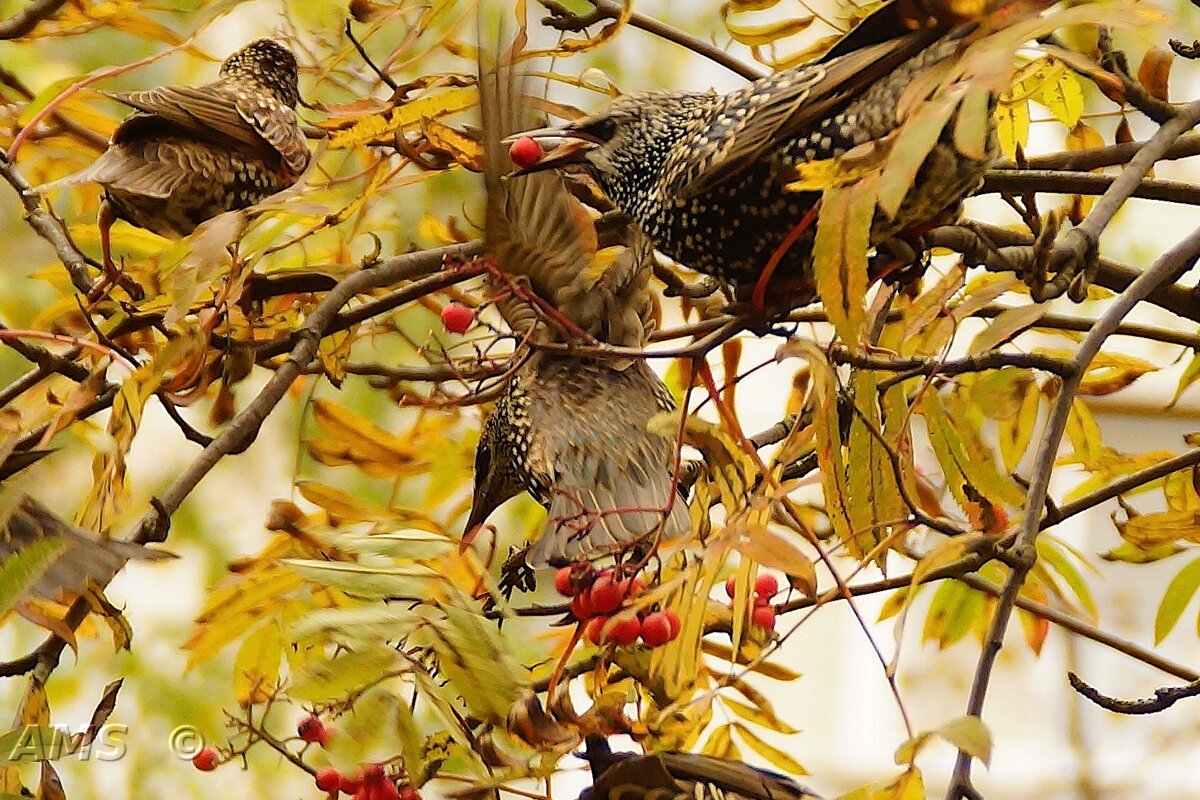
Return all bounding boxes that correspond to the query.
[556,566,681,648]
[724,573,779,631]
[314,763,418,800]
[295,715,417,799]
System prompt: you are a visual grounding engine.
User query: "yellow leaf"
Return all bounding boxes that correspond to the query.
[308,399,427,478]
[733,723,809,775]
[721,9,815,46]
[1038,64,1084,127]
[995,94,1030,160]
[934,715,992,766]
[812,176,875,344]
[967,303,1047,354]
[328,86,478,149]
[878,89,961,220]
[1117,510,1200,547]
[233,621,283,706]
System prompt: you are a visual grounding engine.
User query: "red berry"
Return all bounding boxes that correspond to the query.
[400,787,420,800]
[440,302,474,335]
[623,576,644,597]
[606,614,642,646]
[571,591,594,620]
[339,771,363,794]
[297,714,330,746]
[752,604,777,631]
[662,609,682,639]
[509,136,544,169]
[640,612,674,647]
[754,573,779,599]
[589,575,624,614]
[585,615,607,645]
[316,767,342,792]
[724,576,737,599]
[191,746,219,772]
[554,567,574,597]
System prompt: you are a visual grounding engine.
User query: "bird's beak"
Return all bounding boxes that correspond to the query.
[504,125,601,175]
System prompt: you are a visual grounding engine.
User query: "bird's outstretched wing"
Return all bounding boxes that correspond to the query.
[671,30,939,199]
[107,83,308,174]
[478,28,654,349]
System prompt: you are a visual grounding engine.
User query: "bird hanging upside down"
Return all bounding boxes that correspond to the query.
[35,39,310,299]
[509,0,1055,316]
[464,34,690,570]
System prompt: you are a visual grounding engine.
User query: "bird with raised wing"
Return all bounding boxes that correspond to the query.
[509,0,1040,313]
[36,39,310,297]
[464,35,690,569]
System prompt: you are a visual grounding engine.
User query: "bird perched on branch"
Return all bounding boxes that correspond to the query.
[510,0,1041,314]
[35,39,310,297]
[578,735,823,800]
[464,34,690,569]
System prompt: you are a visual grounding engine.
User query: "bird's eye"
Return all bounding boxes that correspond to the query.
[581,117,618,142]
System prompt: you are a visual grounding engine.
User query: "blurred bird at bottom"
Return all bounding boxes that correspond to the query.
[578,735,823,800]
[464,33,690,568]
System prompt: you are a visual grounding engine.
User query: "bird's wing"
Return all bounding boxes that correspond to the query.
[523,360,688,566]
[672,29,939,199]
[656,752,823,800]
[107,84,308,173]
[479,28,654,347]
[36,118,192,199]
[591,755,682,800]
[230,90,310,174]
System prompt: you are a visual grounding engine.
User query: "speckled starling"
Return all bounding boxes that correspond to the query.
[512,1,1002,307]
[578,735,823,800]
[464,41,689,567]
[37,39,310,295]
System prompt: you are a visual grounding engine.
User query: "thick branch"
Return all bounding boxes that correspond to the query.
[981,169,1200,207]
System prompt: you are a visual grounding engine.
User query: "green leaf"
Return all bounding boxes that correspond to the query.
[1154,555,1200,643]
[934,716,992,766]
[0,537,64,615]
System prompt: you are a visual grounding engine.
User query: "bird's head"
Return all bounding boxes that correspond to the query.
[221,39,302,107]
[508,92,705,208]
[461,401,525,547]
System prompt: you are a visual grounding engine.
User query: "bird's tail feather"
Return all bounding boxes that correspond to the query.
[527,475,690,566]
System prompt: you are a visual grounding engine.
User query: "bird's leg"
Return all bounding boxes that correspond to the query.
[88,201,145,302]
[498,547,536,597]
[749,202,822,315]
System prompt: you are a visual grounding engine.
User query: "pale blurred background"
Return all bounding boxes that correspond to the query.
[2,0,1200,798]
